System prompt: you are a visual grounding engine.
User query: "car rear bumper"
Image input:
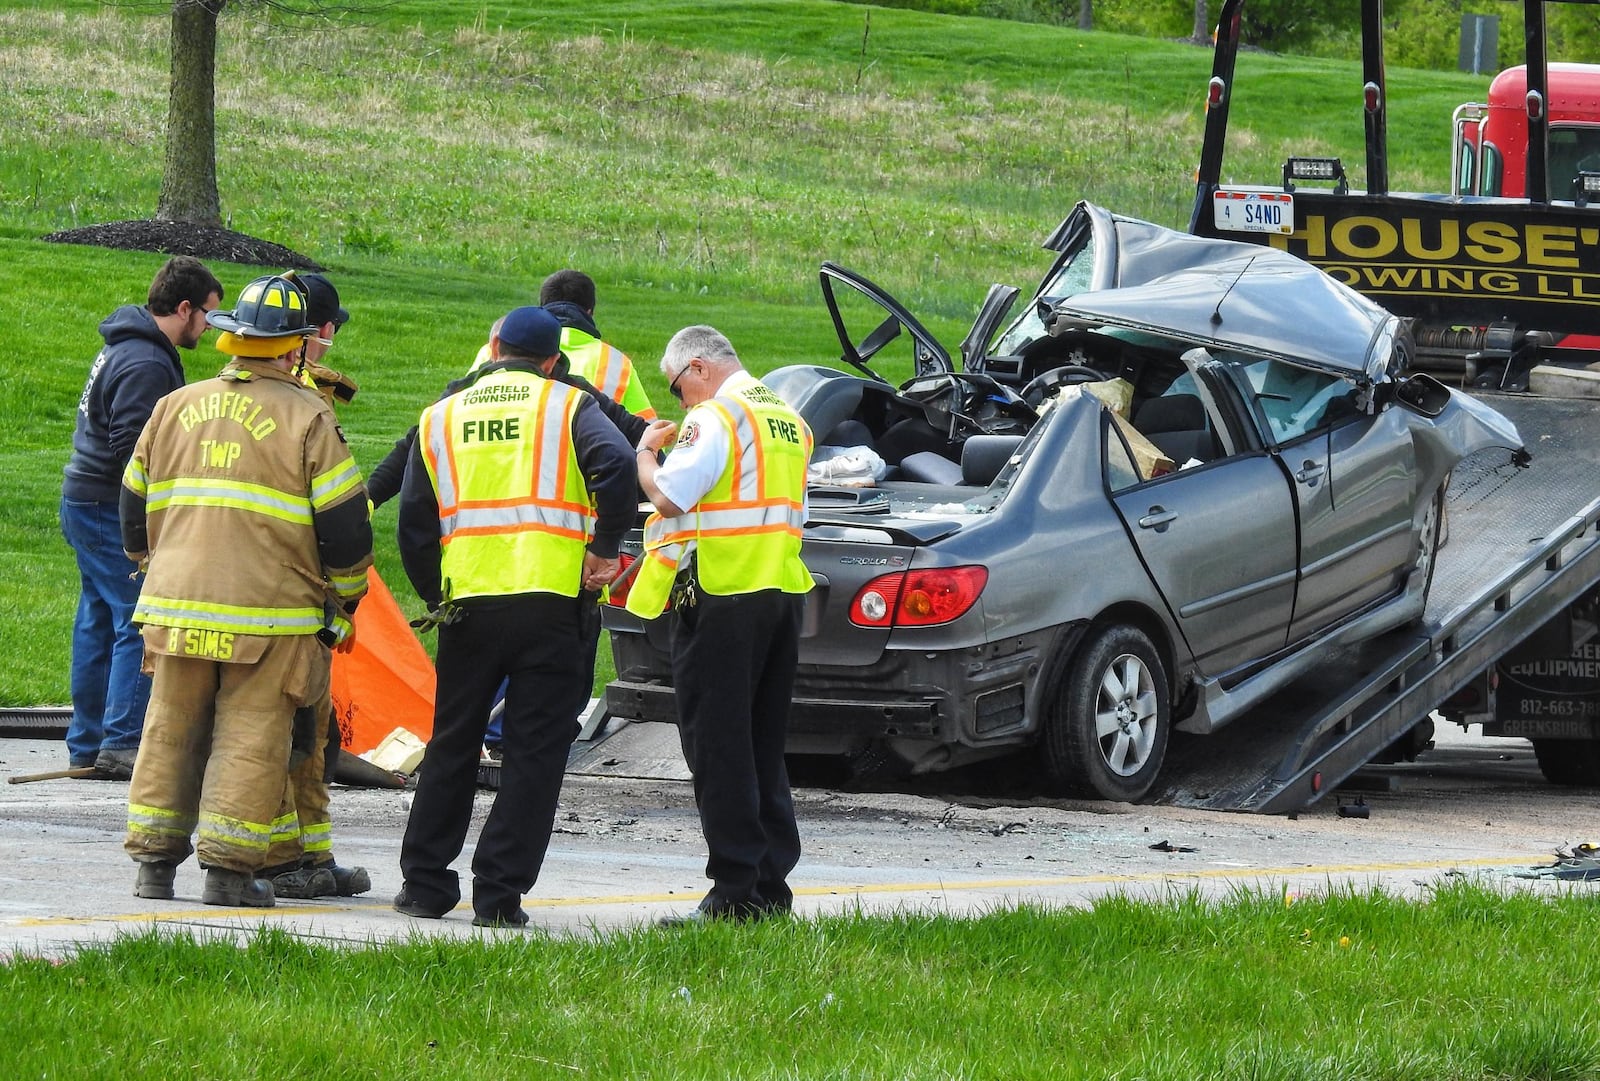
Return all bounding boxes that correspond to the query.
[605,623,1074,750]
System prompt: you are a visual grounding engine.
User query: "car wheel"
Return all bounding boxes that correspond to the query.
[1413,486,1445,611]
[1532,738,1600,787]
[1043,625,1170,802]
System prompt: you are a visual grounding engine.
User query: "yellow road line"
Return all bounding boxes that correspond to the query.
[12,854,1544,928]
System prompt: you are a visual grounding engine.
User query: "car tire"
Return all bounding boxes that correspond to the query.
[1413,486,1446,613]
[1043,624,1170,802]
[1532,738,1600,787]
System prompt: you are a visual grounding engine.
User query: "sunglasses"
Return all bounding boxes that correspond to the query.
[668,361,693,400]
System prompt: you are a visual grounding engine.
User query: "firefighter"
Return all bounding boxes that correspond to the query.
[393,305,635,928]
[121,274,373,907]
[629,325,813,924]
[256,271,373,900]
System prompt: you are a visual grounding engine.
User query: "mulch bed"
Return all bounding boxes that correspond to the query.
[42,219,321,270]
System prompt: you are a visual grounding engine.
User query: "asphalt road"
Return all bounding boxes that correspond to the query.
[1,722,1596,958]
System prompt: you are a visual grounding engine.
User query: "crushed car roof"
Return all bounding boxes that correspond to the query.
[1049,206,1397,382]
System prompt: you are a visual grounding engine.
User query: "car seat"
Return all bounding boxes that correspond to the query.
[1133,393,1217,464]
[960,434,1025,486]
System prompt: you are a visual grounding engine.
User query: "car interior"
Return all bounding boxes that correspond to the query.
[800,326,1232,494]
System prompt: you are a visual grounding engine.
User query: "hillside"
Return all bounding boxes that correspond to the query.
[0,1,1490,704]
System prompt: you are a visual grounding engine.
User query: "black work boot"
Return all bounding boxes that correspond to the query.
[133,860,177,900]
[201,868,276,908]
[268,864,337,900]
[320,862,372,897]
[94,747,138,781]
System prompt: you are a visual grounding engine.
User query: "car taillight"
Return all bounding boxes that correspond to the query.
[849,566,988,628]
[605,553,638,607]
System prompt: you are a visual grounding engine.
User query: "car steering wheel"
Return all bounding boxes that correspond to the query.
[1020,364,1105,408]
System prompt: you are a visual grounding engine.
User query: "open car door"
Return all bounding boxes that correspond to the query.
[820,261,953,384]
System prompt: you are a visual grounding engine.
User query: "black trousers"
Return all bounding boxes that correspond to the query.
[399,592,590,918]
[670,588,804,909]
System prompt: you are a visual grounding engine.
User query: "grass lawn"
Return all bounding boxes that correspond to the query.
[3,881,1599,1079]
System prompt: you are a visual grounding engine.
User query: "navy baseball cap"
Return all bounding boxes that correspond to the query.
[497,305,562,357]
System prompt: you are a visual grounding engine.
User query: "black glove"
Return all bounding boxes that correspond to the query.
[322,708,343,784]
[289,705,319,769]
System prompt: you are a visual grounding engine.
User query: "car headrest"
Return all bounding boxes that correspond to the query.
[791,375,864,446]
[820,418,874,450]
[898,450,965,485]
[1134,393,1205,433]
[960,434,1025,486]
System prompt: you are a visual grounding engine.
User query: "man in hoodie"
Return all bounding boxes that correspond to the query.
[61,256,224,778]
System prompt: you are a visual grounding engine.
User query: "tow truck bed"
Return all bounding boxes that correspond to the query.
[1151,393,1600,811]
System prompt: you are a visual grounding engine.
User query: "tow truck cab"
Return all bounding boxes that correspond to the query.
[1193,0,1600,388]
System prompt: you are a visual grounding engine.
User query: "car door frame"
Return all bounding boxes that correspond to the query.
[1216,354,1419,642]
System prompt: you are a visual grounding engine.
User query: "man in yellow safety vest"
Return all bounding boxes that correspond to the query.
[393,305,636,928]
[631,325,812,924]
[538,269,656,420]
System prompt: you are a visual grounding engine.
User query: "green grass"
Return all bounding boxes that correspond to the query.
[3,881,1599,1078]
[0,1,1494,703]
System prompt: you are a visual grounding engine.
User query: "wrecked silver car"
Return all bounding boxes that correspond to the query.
[603,202,1524,802]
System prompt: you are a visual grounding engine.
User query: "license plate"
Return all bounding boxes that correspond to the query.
[1213,191,1294,235]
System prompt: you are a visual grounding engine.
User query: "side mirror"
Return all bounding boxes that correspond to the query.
[1391,372,1450,418]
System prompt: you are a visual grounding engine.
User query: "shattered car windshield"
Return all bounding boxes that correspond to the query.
[992,232,1098,358]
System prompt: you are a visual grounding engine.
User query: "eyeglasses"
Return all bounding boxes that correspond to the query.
[668,362,692,401]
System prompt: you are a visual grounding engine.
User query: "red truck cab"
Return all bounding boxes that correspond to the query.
[1455,63,1600,199]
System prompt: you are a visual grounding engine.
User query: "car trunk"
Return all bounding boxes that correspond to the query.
[796,510,964,665]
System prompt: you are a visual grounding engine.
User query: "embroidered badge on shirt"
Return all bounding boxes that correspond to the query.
[677,420,700,448]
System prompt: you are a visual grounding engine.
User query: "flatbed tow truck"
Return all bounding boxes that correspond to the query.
[1160,0,1600,809]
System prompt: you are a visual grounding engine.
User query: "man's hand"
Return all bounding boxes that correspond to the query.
[637,419,678,455]
[335,622,358,654]
[582,550,621,592]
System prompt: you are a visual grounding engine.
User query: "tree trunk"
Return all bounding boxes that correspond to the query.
[1077,0,1092,31]
[1194,0,1207,42]
[156,0,225,226]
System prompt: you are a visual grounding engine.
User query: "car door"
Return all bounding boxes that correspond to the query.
[1231,357,1416,642]
[1107,417,1298,677]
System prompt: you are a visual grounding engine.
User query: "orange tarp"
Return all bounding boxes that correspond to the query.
[330,567,435,755]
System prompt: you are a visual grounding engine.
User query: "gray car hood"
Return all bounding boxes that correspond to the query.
[1050,209,1397,385]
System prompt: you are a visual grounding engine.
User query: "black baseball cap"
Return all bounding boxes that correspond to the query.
[297,272,349,329]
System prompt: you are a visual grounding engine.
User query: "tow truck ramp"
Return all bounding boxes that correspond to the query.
[1152,394,1600,813]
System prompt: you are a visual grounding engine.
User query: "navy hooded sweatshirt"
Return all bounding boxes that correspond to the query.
[62,305,186,503]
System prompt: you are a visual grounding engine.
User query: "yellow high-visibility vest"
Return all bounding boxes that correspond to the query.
[560,328,657,420]
[627,371,811,617]
[419,371,594,600]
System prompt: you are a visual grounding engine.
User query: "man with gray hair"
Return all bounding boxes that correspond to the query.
[631,325,813,924]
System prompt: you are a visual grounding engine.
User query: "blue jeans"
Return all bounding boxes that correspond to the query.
[60,496,151,765]
[484,678,509,747]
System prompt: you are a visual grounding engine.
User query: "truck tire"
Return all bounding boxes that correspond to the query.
[1531,739,1600,787]
[1043,624,1170,802]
